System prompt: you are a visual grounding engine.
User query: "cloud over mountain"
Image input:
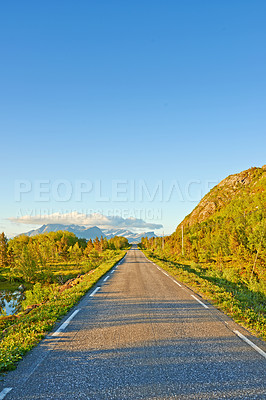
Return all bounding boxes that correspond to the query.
[9,211,163,231]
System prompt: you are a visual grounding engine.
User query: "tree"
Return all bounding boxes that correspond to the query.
[84,239,93,257]
[103,237,108,251]
[69,242,82,261]
[94,236,101,252]
[0,232,8,268]
[58,236,69,261]
[15,245,38,282]
[100,236,105,252]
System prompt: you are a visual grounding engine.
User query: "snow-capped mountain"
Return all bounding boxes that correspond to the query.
[102,229,157,242]
[19,224,157,243]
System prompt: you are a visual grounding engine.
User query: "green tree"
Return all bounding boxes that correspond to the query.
[69,242,82,261]
[0,232,8,268]
[58,236,69,261]
[14,245,38,282]
[100,236,105,252]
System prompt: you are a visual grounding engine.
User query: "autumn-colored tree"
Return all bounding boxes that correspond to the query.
[93,236,101,252]
[84,239,93,257]
[100,236,105,252]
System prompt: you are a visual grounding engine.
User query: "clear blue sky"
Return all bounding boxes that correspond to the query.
[0,1,265,237]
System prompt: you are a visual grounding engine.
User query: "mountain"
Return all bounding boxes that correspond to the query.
[167,165,266,266]
[20,224,104,240]
[177,165,266,229]
[20,224,157,243]
[102,229,156,242]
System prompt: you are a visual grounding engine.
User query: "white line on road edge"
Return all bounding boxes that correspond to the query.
[111,269,115,273]
[191,295,209,309]
[173,280,182,287]
[103,276,110,282]
[233,330,266,359]
[0,388,12,400]
[162,271,169,276]
[51,309,80,336]
[90,287,100,297]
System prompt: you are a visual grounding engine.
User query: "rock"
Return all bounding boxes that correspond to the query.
[24,304,39,314]
[18,284,26,292]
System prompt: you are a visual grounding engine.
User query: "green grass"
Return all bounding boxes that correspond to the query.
[0,282,27,291]
[143,250,266,341]
[0,251,126,372]
[0,254,116,288]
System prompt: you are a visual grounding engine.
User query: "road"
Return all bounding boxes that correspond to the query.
[1,246,266,399]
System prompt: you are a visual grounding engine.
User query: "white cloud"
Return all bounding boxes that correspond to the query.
[9,211,163,231]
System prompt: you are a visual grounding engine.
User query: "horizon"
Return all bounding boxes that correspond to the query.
[11,221,161,242]
[6,164,265,239]
[0,1,265,237]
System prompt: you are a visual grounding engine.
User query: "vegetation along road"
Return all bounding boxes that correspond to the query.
[1,246,265,399]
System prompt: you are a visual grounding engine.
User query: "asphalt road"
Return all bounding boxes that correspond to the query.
[1,246,266,399]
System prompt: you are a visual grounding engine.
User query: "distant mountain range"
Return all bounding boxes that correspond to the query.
[20,224,157,243]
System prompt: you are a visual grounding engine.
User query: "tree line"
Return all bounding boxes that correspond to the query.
[140,206,265,284]
[0,231,129,283]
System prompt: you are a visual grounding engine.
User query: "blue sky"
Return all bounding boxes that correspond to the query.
[0,1,265,237]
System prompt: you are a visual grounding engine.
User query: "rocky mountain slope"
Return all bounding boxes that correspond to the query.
[178,165,266,229]
[166,165,266,272]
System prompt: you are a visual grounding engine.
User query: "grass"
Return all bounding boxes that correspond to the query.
[0,257,110,289]
[142,250,266,341]
[0,282,27,291]
[0,250,126,372]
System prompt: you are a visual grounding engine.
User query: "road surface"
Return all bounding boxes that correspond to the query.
[1,246,266,399]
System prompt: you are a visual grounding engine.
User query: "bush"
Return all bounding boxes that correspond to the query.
[22,283,57,309]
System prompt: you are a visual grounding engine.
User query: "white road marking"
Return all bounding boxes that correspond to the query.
[0,388,12,399]
[89,287,101,297]
[51,309,80,336]
[233,330,266,359]
[173,280,182,287]
[191,295,209,309]
[103,276,110,282]
[162,271,169,276]
[111,269,115,273]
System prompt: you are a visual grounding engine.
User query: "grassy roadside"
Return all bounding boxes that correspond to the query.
[0,251,126,373]
[142,250,266,341]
